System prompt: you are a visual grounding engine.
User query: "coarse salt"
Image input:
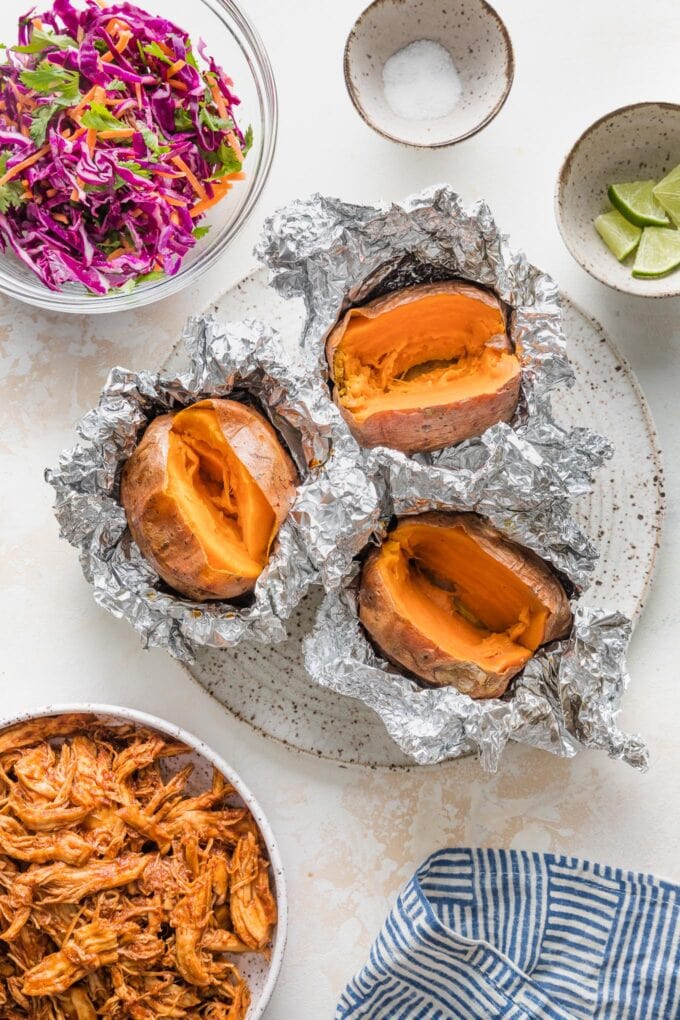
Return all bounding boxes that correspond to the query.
[382,39,461,121]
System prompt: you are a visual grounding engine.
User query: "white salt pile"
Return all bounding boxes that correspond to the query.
[382,39,461,121]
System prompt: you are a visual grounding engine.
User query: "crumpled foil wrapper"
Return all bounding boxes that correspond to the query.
[256,185,613,506]
[304,469,647,771]
[45,315,381,661]
[304,561,648,773]
[257,186,646,769]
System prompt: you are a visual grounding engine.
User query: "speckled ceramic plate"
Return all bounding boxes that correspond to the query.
[0,704,287,1017]
[162,268,664,768]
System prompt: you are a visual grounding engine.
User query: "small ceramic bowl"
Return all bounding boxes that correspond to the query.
[556,102,680,298]
[344,0,514,147]
[0,703,287,1020]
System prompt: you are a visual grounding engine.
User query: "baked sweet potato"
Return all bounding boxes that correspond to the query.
[359,512,572,698]
[326,280,521,454]
[120,398,298,601]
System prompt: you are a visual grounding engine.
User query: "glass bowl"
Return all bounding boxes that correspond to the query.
[0,0,277,314]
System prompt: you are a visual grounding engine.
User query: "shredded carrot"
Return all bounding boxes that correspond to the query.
[190,181,231,218]
[32,17,44,30]
[164,194,188,208]
[226,131,243,161]
[114,30,132,54]
[135,82,143,109]
[156,41,174,58]
[94,0,108,8]
[0,146,50,188]
[98,129,135,140]
[170,211,180,227]
[53,213,69,224]
[208,78,228,121]
[166,59,186,78]
[106,17,131,35]
[70,86,99,120]
[171,155,206,200]
[86,128,97,154]
[70,187,79,202]
[154,171,182,180]
[167,79,188,93]
[106,247,125,261]
[46,188,57,198]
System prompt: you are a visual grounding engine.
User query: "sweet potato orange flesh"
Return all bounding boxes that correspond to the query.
[381,522,545,671]
[121,399,298,601]
[328,283,521,453]
[167,403,275,579]
[359,513,572,697]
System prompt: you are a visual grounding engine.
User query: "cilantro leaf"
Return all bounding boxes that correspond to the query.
[0,155,26,214]
[81,102,126,132]
[119,160,152,178]
[242,125,253,157]
[143,41,172,65]
[14,27,78,54]
[30,101,65,145]
[208,141,243,177]
[105,78,126,91]
[199,105,234,134]
[140,127,170,156]
[192,225,211,240]
[135,269,165,284]
[174,108,193,132]
[185,47,199,71]
[20,61,81,102]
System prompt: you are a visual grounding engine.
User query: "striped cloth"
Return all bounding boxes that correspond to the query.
[337,849,680,1019]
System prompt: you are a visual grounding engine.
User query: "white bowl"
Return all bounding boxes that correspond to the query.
[555,101,680,298]
[0,702,287,1020]
[344,0,514,147]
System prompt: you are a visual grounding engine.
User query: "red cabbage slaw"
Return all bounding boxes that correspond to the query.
[0,0,251,294]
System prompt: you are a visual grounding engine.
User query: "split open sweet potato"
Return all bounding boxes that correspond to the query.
[326,280,521,454]
[359,512,572,699]
[121,398,298,601]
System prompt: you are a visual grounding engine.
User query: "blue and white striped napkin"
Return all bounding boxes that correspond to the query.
[337,848,680,1019]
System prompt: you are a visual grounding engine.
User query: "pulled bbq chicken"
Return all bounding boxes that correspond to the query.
[0,714,276,1018]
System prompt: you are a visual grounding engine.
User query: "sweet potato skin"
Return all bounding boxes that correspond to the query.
[120,400,298,602]
[208,400,299,526]
[359,513,573,699]
[326,281,520,455]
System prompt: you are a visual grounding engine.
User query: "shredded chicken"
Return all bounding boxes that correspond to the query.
[0,716,275,1017]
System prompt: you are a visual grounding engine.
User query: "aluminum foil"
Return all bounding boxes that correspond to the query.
[256,185,612,505]
[258,185,646,769]
[45,315,381,661]
[304,564,648,773]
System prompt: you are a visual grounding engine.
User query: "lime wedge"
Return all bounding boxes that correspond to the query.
[594,210,641,261]
[608,181,670,227]
[652,163,680,226]
[632,226,680,278]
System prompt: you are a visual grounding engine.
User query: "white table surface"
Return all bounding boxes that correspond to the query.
[1,1,679,1016]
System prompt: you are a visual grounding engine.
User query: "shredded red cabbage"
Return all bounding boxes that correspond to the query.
[0,0,251,294]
